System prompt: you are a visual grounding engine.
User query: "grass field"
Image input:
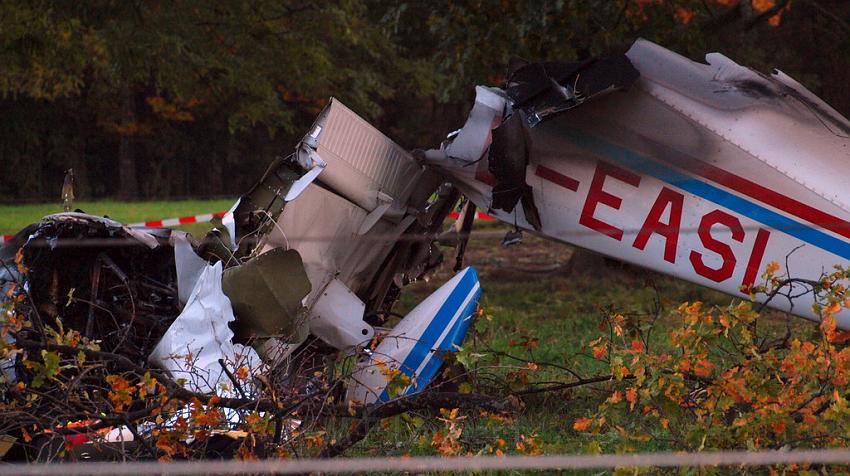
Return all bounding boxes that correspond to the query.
[0,199,236,237]
[363,229,735,459]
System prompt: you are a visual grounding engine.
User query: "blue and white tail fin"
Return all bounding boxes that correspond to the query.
[346,267,481,404]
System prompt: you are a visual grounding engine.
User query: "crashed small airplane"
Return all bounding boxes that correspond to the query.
[1,39,850,456]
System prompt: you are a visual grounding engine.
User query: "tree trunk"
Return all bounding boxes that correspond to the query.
[69,137,91,200]
[564,248,608,277]
[205,132,227,196]
[118,87,139,200]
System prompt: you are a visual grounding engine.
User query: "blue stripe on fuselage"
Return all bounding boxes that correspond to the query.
[563,128,850,260]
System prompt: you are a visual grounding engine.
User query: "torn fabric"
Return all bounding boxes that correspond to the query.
[149,262,262,395]
[172,232,207,307]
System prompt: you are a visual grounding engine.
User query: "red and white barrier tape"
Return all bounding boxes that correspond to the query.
[126,210,490,228]
[123,210,493,227]
[447,211,494,220]
[0,209,495,244]
[0,211,227,244]
[126,211,226,228]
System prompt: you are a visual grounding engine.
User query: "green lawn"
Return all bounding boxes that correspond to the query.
[0,199,236,236]
[355,231,735,460]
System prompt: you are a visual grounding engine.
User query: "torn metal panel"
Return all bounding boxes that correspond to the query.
[444,86,506,163]
[172,232,207,307]
[307,98,426,218]
[221,248,311,342]
[221,199,240,251]
[259,185,398,304]
[256,182,408,350]
[308,278,373,351]
[230,156,303,253]
[428,38,850,327]
[241,99,445,351]
[488,111,542,230]
[285,147,326,202]
[507,55,640,127]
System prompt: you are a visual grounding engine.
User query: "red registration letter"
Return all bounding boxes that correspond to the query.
[689,210,745,283]
[632,187,684,263]
[579,162,641,241]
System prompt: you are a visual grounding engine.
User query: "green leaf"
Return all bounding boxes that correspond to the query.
[40,350,61,377]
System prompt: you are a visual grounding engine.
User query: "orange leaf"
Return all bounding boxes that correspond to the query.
[626,387,638,409]
[674,6,695,24]
[826,302,841,316]
[573,417,592,431]
[831,330,850,343]
[765,261,780,275]
[235,366,249,380]
[592,344,607,360]
[630,340,645,352]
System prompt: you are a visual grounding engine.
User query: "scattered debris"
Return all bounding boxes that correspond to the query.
[2,38,850,461]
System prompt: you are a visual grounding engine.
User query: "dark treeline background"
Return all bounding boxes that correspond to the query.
[1,0,848,202]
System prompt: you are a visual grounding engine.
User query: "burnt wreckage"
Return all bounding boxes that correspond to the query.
[3,39,850,459]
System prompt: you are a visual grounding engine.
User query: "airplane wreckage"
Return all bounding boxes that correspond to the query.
[2,39,850,459]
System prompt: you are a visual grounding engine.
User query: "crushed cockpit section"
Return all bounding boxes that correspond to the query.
[0,99,483,461]
[3,214,179,368]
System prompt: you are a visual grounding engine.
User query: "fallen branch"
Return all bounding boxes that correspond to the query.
[320,391,520,457]
[16,338,520,452]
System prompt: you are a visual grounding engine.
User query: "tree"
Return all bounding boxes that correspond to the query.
[0,0,407,199]
[0,0,848,201]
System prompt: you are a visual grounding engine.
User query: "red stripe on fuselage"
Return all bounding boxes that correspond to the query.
[675,160,850,241]
[535,165,580,191]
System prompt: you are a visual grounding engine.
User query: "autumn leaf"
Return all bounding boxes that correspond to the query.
[592,344,607,360]
[14,248,28,274]
[630,340,645,352]
[674,6,695,24]
[235,366,249,380]
[765,261,780,275]
[626,387,638,410]
[826,302,841,317]
[572,417,592,432]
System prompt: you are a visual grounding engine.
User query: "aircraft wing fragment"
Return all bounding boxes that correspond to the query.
[428,39,850,326]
